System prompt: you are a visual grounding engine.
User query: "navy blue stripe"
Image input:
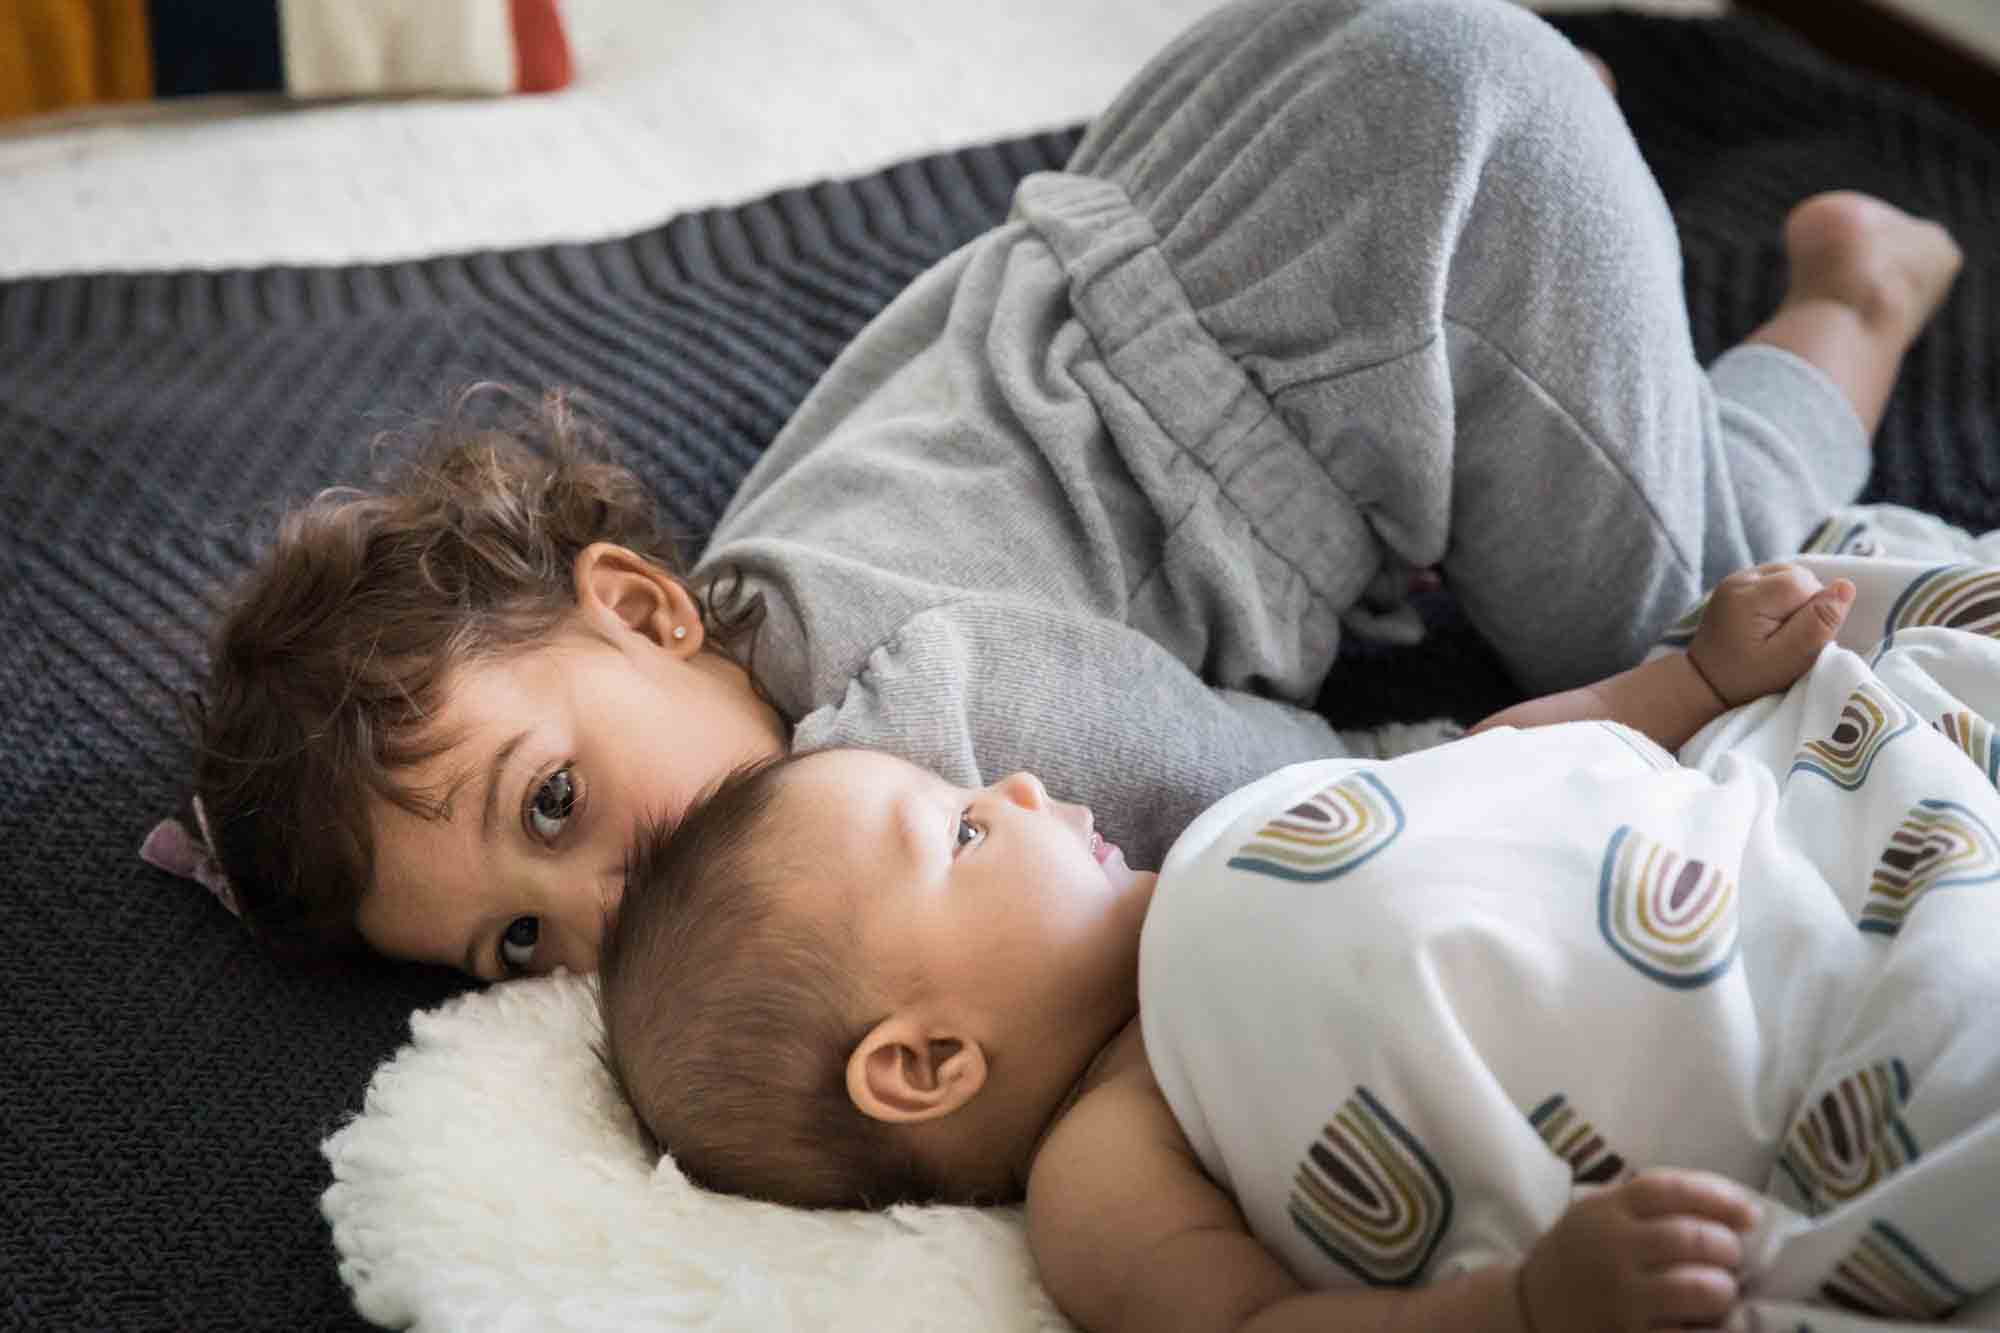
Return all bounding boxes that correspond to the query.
[147,0,283,96]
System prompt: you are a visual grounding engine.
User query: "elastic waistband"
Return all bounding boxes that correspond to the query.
[1012,170,1374,614]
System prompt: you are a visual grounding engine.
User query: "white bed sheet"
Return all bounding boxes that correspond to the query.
[0,0,1728,281]
[0,0,1224,279]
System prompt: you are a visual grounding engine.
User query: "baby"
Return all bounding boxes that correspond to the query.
[599,559,2000,1333]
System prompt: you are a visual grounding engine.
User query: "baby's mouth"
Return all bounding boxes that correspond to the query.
[1090,831,1117,866]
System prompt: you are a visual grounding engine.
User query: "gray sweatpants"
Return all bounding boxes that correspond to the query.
[1039,0,1869,693]
[709,0,1872,865]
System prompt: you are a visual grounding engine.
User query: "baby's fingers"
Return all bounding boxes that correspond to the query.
[1747,559,1825,595]
[1635,1214,1745,1273]
[1623,1170,1761,1232]
[1772,578,1855,657]
[1721,561,1823,617]
[1643,1263,1741,1328]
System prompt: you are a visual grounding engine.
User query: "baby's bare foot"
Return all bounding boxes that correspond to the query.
[1781,191,1962,343]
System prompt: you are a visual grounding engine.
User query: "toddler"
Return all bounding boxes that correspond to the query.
[599,556,2000,1332]
[155,0,1964,984]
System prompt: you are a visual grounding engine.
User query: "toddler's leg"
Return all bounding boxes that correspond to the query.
[1065,0,1958,693]
[1749,192,1962,442]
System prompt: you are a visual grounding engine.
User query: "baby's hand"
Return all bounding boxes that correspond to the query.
[1518,1169,1760,1333]
[1687,562,1855,707]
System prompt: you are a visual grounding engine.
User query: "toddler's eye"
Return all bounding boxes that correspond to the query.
[499,916,540,974]
[954,811,985,853]
[527,767,578,843]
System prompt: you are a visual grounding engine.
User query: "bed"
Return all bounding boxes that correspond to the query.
[2,3,1995,1329]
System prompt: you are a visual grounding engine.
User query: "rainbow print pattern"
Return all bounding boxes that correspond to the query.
[1776,1060,1919,1215]
[1822,1220,1970,1321]
[1789,681,1917,790]
[1935,710,2000,786]
[1861,799,2000,935]
[1227,771,1404,884]
[1597,826,1739,989]
[1288,1086,1453,1286]
[1657,604,1705,649]
[1528,1094,1627,1185]
[1883,565,2000,644]
[1800,516,1879,556]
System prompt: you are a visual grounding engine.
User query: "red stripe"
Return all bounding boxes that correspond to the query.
[510,0,573,93]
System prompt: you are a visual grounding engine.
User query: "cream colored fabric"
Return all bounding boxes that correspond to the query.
[279,0,517,98]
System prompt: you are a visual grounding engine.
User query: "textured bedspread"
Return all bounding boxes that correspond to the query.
[1,12,1996,1331]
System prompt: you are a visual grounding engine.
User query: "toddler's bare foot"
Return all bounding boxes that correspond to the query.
[1749,191,1962,439]
[1579,50,1615,95]
[1781,191,1961,345]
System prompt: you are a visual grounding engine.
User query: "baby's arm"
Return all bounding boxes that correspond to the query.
[1472,561,1855,751]
[1028,1072,1758,1333]
[1028,1073,1515,1332]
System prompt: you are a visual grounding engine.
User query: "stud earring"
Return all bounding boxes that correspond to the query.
[672,625,688,641]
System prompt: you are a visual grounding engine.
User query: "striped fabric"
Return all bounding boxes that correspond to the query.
[0,0,569,119]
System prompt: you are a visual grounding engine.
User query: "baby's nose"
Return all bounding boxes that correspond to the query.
[994,771,1049,810]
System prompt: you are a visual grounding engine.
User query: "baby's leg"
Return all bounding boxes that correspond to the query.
[1749,192,1962,442]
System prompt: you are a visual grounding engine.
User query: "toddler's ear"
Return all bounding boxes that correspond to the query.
[573,542,704,654]
[847,1016,988,1124]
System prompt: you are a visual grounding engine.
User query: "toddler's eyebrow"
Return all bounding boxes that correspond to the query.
[480,730,531,836]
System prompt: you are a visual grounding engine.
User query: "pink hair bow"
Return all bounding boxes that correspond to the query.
[140,796,241,919]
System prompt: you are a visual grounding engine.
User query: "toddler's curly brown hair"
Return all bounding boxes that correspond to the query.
[193,387,720,961]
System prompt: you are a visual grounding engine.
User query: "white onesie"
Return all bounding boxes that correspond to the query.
[1140,513,2000,1331]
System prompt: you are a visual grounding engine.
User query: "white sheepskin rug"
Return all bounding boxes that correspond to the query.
[321,971,1074,1332]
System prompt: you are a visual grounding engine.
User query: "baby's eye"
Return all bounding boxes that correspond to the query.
[954,811,985,853]
[499,915,540,975]
[526,767,578,844]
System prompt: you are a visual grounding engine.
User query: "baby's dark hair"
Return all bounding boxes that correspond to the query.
[597,753,945,1210]
[193,386,727,960]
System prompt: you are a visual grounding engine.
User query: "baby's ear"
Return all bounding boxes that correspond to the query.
[573,542,704,655]
[846,1016,988,1125]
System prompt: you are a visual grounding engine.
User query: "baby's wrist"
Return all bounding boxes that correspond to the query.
[1681,644,1733,710]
